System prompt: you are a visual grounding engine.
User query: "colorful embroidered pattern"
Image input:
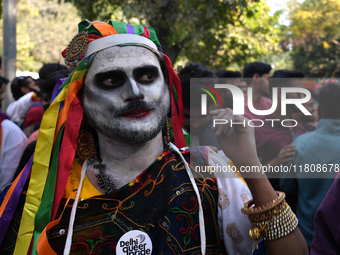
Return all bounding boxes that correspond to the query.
[46,149,224,254]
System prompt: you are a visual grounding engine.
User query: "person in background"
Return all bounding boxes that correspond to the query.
[9,76,40,101]
[242,61,272,119]
[6,76,41,127]
[285,83,340,252]
[38,63,69,81]
[13,69,71,182]
[311,175,340,255]
[31,69,70,141]
[0,76,10,115]
[291,88,318,132]
[22,64,70,135]
[0,75,27,197]
[215,69,243,108]
[0,116,27,194]
[239,77,247,97]
[40,69,70,112]
[0,59,27,194]
[178,62,220,149]
[255,70,306,192]
[0,76,9,103]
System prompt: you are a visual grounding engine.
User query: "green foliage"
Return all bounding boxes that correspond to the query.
[183,1,282,69]
[287,0,340,77]
[291,40,340,77]
[288,0,340,47]
[0,0,81,72]
[261,51,294,72]
[72,0,282,69]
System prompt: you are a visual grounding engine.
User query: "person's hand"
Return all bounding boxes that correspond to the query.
[270,145,295,166]
[209,108,259,169]
[209,110,309,255]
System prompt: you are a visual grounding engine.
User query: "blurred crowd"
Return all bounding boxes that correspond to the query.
[0,57,339,253]
[178,61,340,253]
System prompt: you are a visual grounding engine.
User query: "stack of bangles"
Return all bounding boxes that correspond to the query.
[241,191,298,241]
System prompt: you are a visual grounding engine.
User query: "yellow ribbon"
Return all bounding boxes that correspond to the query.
[13,85,68,255]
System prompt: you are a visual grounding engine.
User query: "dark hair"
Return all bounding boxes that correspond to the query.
[11,76,34,100]
[42,69,71,97]
[215,70,241,78]
[0,76,9,86]
[39,63,69,80]
[178,62,215,109]
[318,83,340,119]
[270,70,305,88]
[271,70,305,78]
[242,61,272,85]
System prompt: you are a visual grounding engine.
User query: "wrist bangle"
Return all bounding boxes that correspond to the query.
[241,191,285,215]
[241,191,298,241]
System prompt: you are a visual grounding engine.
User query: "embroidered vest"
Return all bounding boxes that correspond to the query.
[47,149,225,254]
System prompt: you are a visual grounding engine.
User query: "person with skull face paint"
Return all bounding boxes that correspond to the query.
[0,21,307,255]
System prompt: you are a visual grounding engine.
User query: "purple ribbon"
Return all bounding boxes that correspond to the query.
[126,24,134,34]
[0,155,33,244]
[51,78,67,102]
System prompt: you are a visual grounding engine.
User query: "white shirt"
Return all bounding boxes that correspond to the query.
[0,119,27,193]
[6,92,34,125]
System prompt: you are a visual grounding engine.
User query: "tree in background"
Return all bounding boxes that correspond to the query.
[185,1,282,70]
[72,0,282,70]
[286,0,340,77]
[0,0,284,72]
[0,0,80,72]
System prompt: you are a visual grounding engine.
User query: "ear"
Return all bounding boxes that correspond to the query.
[252,73,260,86]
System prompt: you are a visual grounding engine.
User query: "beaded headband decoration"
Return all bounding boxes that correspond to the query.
[64,31,88,66]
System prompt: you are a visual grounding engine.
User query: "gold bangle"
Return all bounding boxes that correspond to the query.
[250,201,298,240]
[241,191,285,215]
[241,192,298,241]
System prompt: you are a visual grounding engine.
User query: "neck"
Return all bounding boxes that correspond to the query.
[87,131,164,191]
[249,83,262,106]
[98,132,164,162]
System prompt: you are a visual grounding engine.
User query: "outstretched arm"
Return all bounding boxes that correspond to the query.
[209,108,308,255]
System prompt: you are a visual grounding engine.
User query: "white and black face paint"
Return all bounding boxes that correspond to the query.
[83,46,170,144]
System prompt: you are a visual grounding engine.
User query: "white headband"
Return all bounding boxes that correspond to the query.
[65,32,160,67]
[84,34,159,58]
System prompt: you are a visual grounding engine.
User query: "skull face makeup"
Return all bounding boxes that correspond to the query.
[83,46,170,144]
[0,21,188,255]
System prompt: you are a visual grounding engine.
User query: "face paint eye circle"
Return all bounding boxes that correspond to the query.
[103,78,120,87]
[139,73,154,82]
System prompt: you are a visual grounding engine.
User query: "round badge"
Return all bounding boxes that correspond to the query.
[116,230,152,255]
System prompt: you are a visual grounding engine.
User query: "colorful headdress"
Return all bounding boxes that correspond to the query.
[0,20,185,255]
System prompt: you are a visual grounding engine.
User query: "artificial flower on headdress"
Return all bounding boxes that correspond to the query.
[0,20,186,255]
